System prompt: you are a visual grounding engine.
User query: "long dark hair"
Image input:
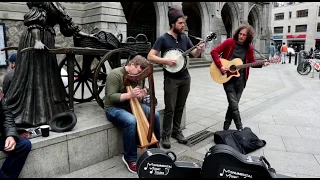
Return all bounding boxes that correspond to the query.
[233,24,255,47]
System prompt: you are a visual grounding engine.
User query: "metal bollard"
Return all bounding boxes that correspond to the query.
[294,53,298,65]
[289,53,292,63]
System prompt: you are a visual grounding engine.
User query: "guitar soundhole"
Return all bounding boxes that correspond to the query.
[229,65,237,72]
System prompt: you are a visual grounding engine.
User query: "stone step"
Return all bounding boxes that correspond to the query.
[53,155,138,178]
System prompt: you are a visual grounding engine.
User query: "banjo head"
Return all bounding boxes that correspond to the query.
[163,49,186,73]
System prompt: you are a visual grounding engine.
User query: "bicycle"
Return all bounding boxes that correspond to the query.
[297,58,320,78]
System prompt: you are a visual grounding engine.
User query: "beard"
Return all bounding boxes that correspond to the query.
[173,27,184,35]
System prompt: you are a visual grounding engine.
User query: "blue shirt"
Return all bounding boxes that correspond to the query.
[152,33,193,79]
[269,45,275,54]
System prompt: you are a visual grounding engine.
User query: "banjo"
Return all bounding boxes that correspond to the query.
[162,32,217,73]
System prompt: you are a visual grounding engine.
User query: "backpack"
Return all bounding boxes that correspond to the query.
[281,45,288,52]
[213,127,266,154]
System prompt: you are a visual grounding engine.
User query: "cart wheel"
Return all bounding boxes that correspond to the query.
[93,48,137,108]
[59,55,106,103]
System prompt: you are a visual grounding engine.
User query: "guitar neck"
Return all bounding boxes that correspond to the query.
[237,60,266,69]
[182,42,201,57]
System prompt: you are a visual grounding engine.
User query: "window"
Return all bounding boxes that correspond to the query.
[275,13,284,20]
[295,24,307,32]
[274,26,283,34]
[296,9,308,17]
[273,2,285,7]
[289,11,292,19]
[273,2,279,7]
[288,26,291,33]
[317,23,320,32]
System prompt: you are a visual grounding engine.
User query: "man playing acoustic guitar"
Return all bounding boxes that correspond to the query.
[148,6,204,149]
[210,24,269,131]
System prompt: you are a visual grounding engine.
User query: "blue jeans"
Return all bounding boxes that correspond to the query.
[106,104,160,162]
[0,137,32,178]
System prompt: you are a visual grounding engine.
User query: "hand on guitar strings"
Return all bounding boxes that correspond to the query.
[220,66,229,74]
[196,41,205,51]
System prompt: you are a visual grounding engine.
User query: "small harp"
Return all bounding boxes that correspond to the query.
[124,64,159,152]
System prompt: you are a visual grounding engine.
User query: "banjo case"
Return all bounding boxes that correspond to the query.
[201,144,278,178]
[136,148,202,178]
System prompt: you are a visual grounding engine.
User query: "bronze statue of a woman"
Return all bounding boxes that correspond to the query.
[4,2,94,127]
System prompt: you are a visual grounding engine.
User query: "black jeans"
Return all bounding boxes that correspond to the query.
[223,76,246,130]
[162,77,190,137]
[0,137,32,178]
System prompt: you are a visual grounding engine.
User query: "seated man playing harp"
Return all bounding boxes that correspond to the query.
[104,55,161,174]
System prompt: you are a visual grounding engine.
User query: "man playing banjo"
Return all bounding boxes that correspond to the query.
[147,6,204,149]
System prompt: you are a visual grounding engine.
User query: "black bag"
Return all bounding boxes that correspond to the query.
[214,127,266,154]
[201,144,277,178]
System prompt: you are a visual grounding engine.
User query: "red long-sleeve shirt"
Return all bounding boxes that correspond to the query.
[210,38,257,80]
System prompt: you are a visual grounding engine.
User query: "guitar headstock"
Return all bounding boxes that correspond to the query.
[205,32,217,42]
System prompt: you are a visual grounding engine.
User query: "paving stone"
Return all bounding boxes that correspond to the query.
[243,114,275,124]
[196,117,223,127]
[264,150,320,177]
[285,109,320,118]
[259,109,288,116]
[282,137,320,154]
[269,102,298,110]
[295,174,320,178]
[258,124,301,137]
[305,117,320,128]
[257,134,286,152]
[276,171,297,178]
[185,122,207,133]
[295,126,320,139]
[196,141,215,155]
[273,116,312,127]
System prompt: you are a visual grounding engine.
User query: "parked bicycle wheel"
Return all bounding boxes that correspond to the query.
[297,61,312,75]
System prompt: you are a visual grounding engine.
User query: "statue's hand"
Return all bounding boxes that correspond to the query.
[34,40,45,50]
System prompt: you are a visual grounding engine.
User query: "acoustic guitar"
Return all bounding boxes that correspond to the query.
[209,58,280,84]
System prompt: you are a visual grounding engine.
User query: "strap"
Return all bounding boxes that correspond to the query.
[260,156,276,173]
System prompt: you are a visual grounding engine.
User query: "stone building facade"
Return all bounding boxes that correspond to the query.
[0,2,271,87]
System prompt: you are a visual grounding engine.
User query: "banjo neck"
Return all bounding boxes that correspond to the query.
[181,41,202,57]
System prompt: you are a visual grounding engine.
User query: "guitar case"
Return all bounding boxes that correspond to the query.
[136,148,202,178]
[201,144,278,178]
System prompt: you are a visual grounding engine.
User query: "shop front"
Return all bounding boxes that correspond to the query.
[272,35,283,51]
[272,35,283,46]
[286,34,306,52]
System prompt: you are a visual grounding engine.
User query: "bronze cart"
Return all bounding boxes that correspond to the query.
[1,32,151,111]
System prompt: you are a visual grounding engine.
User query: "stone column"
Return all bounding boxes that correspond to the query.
[171,2,182,9]
[155,2,169,38]
[242,2,249,24]
[82,2,127,40]
[262,2,272,54]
